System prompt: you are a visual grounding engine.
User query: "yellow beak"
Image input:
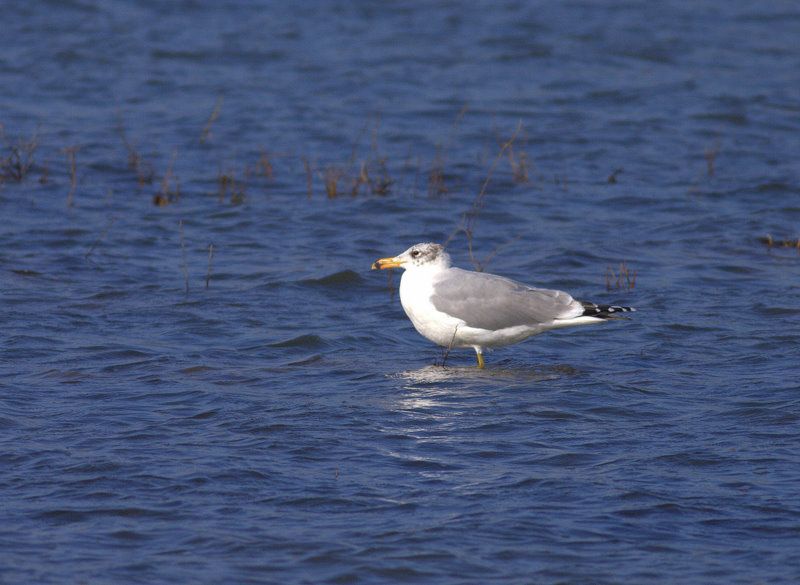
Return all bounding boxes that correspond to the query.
[371,256,403,270]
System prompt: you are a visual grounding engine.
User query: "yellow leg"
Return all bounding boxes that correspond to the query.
[475,350,485,369]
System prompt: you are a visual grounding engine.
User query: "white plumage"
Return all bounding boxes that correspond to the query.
[372,242,634,368]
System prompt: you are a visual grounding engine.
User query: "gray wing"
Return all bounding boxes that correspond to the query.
[431,268,582,330]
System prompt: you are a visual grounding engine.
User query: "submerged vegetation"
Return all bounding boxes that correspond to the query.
[1,107,652,291]
[153,151,180,207]
[0,106,644,216]
[759,235,800,253]
[0,125,39,182]
[606,261,637,291]
[63,145,79,207]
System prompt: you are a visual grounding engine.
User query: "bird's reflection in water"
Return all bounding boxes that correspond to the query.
[392,363,581,410]
[396,363,579,385]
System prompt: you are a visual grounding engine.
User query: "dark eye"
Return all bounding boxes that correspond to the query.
[410,250,420,258]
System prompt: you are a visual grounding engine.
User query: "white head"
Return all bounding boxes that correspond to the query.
[372,242,451,271]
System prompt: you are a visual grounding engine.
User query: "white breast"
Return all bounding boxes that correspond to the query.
[399,269,463,347]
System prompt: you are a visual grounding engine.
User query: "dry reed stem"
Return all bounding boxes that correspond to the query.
[154,150,179,206]
[258,150,274,179]
[217,171,232,203]
[205,243,215,288]
[688,137,722,195]
[365,117,393,195]
[705,139,721,177]
[370,157,393,195]
[323,166,343,198]
[1,127,39,182]
[231,181,246,204]
[438,325,459,367]
[490,121,532,185]
[63,146,79,207]
[217,170,246,204]
[299,117,395,200]
[340,114,380,199]
[39,159,49,184]
[115,111,154,185]
[607,168,624,184]
[132,153,154,185]
[760,234,800,253]
[506,145,531,184]
[200,96,223,144]
[445,121,523,271]
[179,219,189,295]
[366,117,393,195]
[427,149,448,196]
[427,106,468,197]
[85,216,118,260]
[479,234,524,271]
[351,162,370,196]
[605,261,637,291]
[344,116,394,196]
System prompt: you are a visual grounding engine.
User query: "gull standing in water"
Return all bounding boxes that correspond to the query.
[372,243,635,368]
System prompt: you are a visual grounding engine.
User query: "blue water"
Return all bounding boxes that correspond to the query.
[2,1,800,583]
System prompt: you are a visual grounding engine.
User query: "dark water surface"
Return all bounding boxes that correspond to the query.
[2,1,800,583]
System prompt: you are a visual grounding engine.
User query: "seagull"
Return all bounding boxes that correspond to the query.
[372,242,635,368]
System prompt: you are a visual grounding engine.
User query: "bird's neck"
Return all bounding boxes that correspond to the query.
[407,260,448,277]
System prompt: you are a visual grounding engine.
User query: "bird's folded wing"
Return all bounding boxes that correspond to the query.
[431,268,582,330]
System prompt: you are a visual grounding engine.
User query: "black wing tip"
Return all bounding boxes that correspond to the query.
[580,301,636,318]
